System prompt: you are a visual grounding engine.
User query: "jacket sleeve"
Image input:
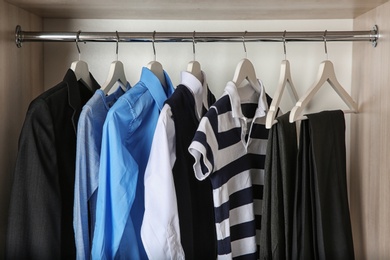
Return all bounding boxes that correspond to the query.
[141,105,185,260]
[6,98,62,260]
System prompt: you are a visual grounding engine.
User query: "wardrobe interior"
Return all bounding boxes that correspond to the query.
[0,0,389,258]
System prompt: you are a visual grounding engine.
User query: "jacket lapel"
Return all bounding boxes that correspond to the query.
[64,69,100,133]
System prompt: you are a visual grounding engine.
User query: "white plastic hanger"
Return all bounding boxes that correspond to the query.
[147,31,167,88]
[266,33,299,128]
[101,31,127,94]
[187,31,203,83]
[232,32,262,93]
[289,31,358,122]
[70,30,94,90]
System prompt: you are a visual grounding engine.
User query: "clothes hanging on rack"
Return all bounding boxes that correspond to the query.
[292,110,355,259]
[6,44,357,260]
[189,80,270,259]
[73,83,129,260]
[142,71,217,259]
[259,111,298,260]
[91,67,175,259]
[6,69,100,259]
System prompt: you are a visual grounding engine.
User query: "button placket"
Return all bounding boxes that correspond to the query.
[240,117,247,151]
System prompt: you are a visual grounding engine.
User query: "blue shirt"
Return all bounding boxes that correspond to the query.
[92,67,175,259]
[74,85,127,260]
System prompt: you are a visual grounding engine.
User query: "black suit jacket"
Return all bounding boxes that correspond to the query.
[6,69,99,259]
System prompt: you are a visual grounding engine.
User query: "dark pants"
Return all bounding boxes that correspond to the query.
[292,110,355,260]
[260,112,298,260]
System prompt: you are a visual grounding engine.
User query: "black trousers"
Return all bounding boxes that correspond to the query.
[260,112,298,260]
[292,110,355,260]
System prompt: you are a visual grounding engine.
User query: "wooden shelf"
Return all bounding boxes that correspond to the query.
[5,0,390,20]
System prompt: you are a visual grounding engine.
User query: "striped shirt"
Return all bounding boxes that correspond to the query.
[189,81,270,259]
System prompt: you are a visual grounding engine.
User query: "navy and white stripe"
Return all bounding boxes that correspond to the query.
[189,81,270,259]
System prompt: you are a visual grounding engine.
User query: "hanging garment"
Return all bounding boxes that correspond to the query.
[73,84,128,260]
[292,110,355,260]
[259,111,298,260]
[142,71,217,260]
[6,69,100,260]
[189,81,270,259]
[92,67,175,259]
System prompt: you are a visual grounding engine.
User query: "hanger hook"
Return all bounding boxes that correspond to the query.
[323,30,328,60]
[76,30,81,60]
[283,30,287,60]
[152,30,157,61]
[115,30,119,61]
[192,30,196,61]
[242,30,248,58]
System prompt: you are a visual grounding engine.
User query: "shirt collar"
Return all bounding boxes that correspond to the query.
[141,67,175,111]
[201,72,211,110]
[180,71,209,119]
[254,79,268,119]
[224,80,268,120]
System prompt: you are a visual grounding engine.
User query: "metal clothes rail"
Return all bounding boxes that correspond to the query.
[15,25,379,48]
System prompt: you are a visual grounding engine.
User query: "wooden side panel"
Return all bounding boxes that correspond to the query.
[351,2,390,259]
[0,0,43,257]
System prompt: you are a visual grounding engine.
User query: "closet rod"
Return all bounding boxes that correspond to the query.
[15,25,379,48]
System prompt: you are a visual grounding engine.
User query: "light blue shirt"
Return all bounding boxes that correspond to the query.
[92,67,175,259]
[74,85,127,260]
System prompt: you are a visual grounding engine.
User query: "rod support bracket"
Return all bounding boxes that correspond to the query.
[372,25,378,47]
[15,25,23,48]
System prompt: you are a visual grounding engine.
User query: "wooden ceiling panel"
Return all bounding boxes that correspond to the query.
[5,0,390,19]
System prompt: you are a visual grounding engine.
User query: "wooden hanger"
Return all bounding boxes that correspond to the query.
[265,60,299,128]
[71,30,94,91]
[71,60,93,89]
[290,31,358,122]
[232,32,262,93]
[147,60,166,88]
[101,32,127,94]
[232,58,262,93]
[266,32,299,128]
[147,31,167,88]
[187,61,202,83]
[101,61,127,94]
[289,60,358,122]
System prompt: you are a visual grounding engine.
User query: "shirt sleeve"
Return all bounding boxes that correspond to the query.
[141,104,185,260]
[73,106,97,260]
[91,99,140,260]
[188,107,218,181]
[6,98,62,259]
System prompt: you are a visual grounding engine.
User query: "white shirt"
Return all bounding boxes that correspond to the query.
[141,71,212,260]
